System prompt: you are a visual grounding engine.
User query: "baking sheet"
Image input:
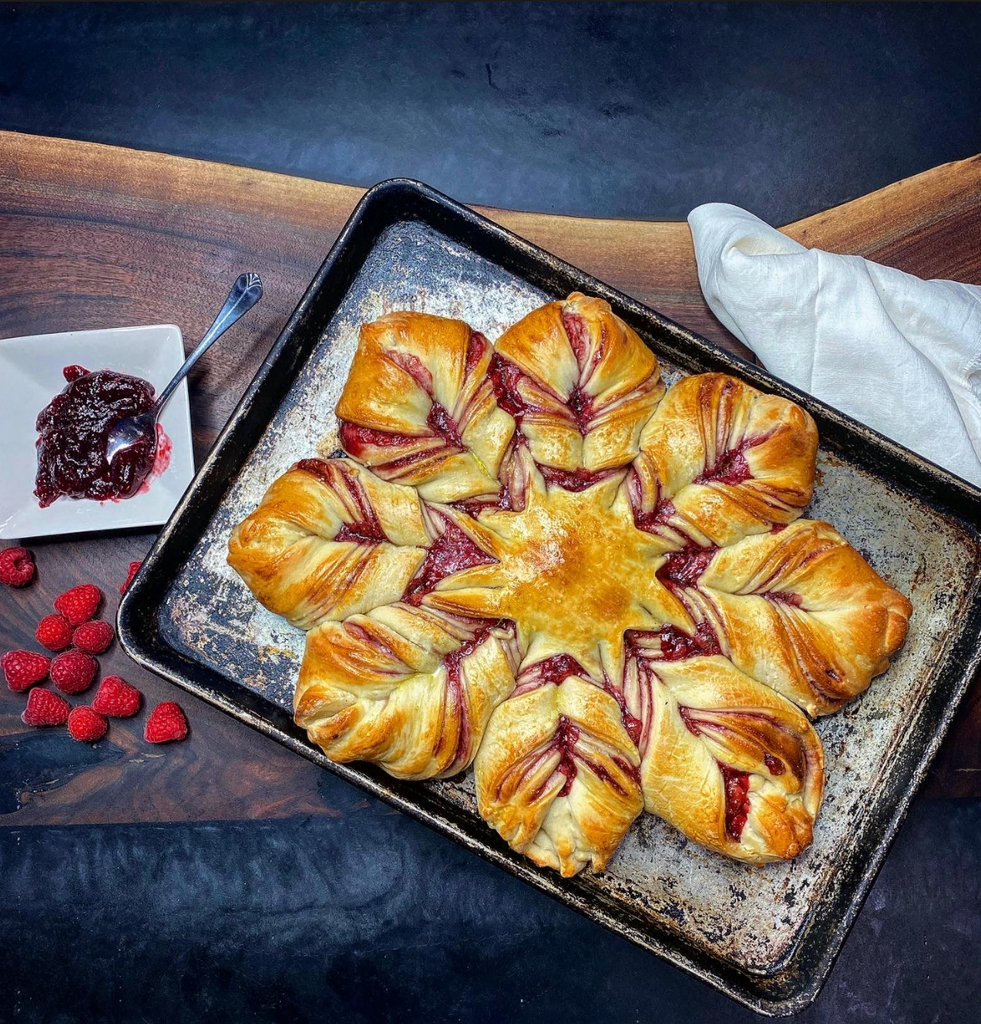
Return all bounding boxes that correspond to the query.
[120,182,981,1014]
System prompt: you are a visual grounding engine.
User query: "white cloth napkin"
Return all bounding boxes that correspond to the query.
[687,203,981,488]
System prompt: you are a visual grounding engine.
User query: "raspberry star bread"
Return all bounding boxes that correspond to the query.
[228,294,911,876]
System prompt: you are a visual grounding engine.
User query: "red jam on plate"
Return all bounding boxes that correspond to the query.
[34,365,159,507]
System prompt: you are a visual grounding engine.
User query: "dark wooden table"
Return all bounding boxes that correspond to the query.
[2,130,979,815]
[2,132,980,1023]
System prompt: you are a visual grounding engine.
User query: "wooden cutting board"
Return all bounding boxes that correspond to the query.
[1,130,979,826]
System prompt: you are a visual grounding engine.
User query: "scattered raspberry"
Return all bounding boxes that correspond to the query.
[35,613,73,651]
[120,560,142,594]
[21,687,71,727]
[67,706,108,743]
[54,583,102,626]
[144,701,188,743]
[91,675,142,718]
[2,650,51,691]
[0,546,35,587]
[72,620,114,654]
[50,650,97,694]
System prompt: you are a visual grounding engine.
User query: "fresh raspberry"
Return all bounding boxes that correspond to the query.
[67,706,108,743]
[0,544,35,585]
[120,560,142,594]
[21,687,70,726]
[0,546,35,587]
[144,701,188,743]
[54,583,102,625]
[91,675,142,718]
[35,613,73,651]
[72,620,114,654]
[1,650,51,691]
[50,650,97,694]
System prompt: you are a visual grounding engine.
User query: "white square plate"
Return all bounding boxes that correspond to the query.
[0,324,194,539]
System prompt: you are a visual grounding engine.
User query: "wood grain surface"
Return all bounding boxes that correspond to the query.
[1,130,979,826]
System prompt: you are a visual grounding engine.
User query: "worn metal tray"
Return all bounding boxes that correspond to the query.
[118,179,981,1015]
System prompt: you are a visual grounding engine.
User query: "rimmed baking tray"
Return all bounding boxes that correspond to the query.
[118,179,981,1015]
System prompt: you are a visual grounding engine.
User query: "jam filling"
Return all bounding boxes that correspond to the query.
[387,350,433,392]
[530,653,587,685]
[426,401,464,447]
[332,521,382,544]
[695,431,773,488]
[681,707,763,839]
[516,656,641,788]
[656,622,721,660]
[150,425,172,483]
[442,620,516,769]
[538,464,614,491]
[512,653,592,699]
[338,396,465,465]
[339,422,458,475]
[685,704,805,780]
[566,384,594,434]
[718,763,752,840]
[580,752,638,796]
[656,546,716,588]
[464,331,489,376]
[524,703,639,801]
[764,589,803,607]
[554,714,581,796]
[340,420,416,456]
[488,350,594,436]
[442,624,495,768]
[345,622,401,664]
[447,496,501,518]
[487,353,528,419]
[561,311,590,364]
[678,706,700,736]
[632,499,677,534]
[402,517,495,604]
[34,365,158,507]
[604,681,644,747]
[380,345,470,450]
[488,349,608,494]
[293,457,336,482]
[447,434,529,516]
[696,447,751,486]
[296,459,388,544]
[498,439,529,511]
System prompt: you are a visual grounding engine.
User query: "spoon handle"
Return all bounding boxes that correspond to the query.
[155,272,263,411]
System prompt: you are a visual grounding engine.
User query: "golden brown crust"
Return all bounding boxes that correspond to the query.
[475,663,643,877]
[226,296,912,875]
[493,293,664,474]
[631,373,818,547]
[336,311,514,501]
[297,609,519,780]
[623,653,823,862]
[420,474,689,682]
[686,519,913,715]
[227,459,430,629]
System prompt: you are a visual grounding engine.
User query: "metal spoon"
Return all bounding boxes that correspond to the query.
[105,272,263,466]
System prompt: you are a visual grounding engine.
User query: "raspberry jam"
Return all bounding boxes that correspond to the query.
[402,516,495,605]
[657,546,716,588]
[656,622,721,660]
[554,714,581,796]
[35,366,157,507]
[530,653,586,685]
[719,763,752,840]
